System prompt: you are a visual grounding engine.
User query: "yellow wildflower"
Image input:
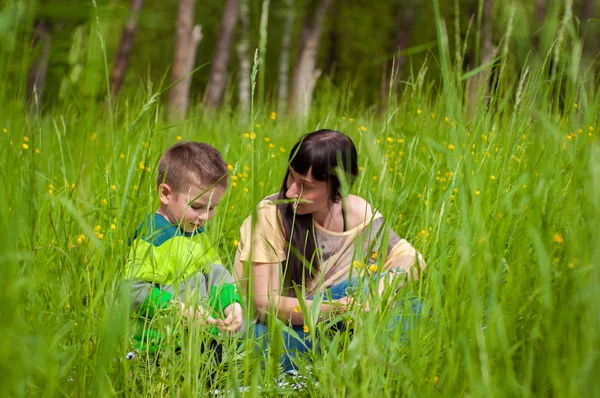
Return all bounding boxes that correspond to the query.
[2,128,7,133]
[111,224,116,231]
[176,135,182,141]
[303,325,310,333]
[35,148,40,154]
[353,260,364,269]
[279,147,286,152]
[371,251,379,260]
[348,118,354,122]
[417,109,422,115]
[270,112,276,120]
[490,175,497,180]
[573,103,578,108]
[444,116,449,123]
[24,136,29,142]
[386,137,393,143]
[243,133,250,138]
[368,264,378,273]
[475,190,481,196]
[22,143,29,150]
[138,161,145,170]
[233,239,239,247]
[293,305,300,313]
[110,184,116,191]
[90,133,97,141]
[553,234,564,244]
[360,126,367,131]
[48,189,53,195]
[102,199,108,206]
[447,143,455,150]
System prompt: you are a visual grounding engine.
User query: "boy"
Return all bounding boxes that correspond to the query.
[125,141,242,354]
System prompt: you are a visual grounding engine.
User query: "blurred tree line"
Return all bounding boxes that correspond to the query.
[3,0,598,117]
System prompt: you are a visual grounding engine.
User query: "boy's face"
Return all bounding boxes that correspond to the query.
[160,183,225,233]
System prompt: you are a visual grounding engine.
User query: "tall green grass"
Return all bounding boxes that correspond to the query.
[1,0,599,396]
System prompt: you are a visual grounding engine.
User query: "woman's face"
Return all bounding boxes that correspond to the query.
[285,167,331,215]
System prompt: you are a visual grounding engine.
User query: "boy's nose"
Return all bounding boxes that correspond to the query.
[198,211,208,222]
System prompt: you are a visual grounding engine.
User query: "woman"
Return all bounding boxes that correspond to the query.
[234,129,425,368]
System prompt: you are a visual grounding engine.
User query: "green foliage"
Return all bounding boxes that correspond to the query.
[0,0,599,396]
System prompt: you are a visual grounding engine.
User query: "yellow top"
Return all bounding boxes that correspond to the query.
[234,196,426,296]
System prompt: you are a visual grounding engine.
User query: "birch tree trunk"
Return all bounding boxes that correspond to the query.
[277,0,295,115]
[204,0,238,109]
[467,0,495,116]
[168,0,202,120]
[380,1,416,118]
[236,0,250,119]
[536,0,547,25]
[581,0,597,59]
[288,0,333,116]
[110,0,144,99]
[26,20,52,113]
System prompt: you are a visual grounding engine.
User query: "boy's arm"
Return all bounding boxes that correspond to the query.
[128,279,173,318]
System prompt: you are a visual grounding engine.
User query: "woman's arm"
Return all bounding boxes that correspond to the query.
[252,262,346,325]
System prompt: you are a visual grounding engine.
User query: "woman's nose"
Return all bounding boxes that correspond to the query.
[286,182,300,199]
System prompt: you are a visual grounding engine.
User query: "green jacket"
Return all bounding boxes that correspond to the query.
[125,213,241,352]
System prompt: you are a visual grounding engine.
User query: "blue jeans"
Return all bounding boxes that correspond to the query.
[253,271,423,371]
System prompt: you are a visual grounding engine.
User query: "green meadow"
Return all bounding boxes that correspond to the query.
[1,0,599,396]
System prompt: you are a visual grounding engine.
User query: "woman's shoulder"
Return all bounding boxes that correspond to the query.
[257,194,279,210]
[345,195,381,229]
[242,194,281,224]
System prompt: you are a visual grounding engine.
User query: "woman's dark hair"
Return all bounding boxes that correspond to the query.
[277,129,358,288]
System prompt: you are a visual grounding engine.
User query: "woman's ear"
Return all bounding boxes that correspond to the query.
[158,183,172,206]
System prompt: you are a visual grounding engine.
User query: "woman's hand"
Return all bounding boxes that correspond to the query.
[216,302,243,333]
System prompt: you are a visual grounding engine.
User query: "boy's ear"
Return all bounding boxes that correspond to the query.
[158,183,172,205]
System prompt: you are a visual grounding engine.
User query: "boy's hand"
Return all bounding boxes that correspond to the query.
[181,303,218,328]
[216,302,243,333]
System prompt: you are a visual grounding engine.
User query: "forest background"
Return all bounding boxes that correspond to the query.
[1,0,599,396]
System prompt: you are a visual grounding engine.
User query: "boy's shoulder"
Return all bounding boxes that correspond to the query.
[129,213,205,247]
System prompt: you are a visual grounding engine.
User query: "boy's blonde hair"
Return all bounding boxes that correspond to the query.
[157,142,229,194]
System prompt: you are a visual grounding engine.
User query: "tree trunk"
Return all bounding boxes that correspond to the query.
[204,0,238,109]
[288,0,333,116]
[467,0,495,116]
[168,0,202,120]
[380,1,416,118]
[26,20,52,113]
[277,0,295,115]
[110,0,144,99]
[236,0,250,119]
[581,0,597,59]
[536,0,547,25]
